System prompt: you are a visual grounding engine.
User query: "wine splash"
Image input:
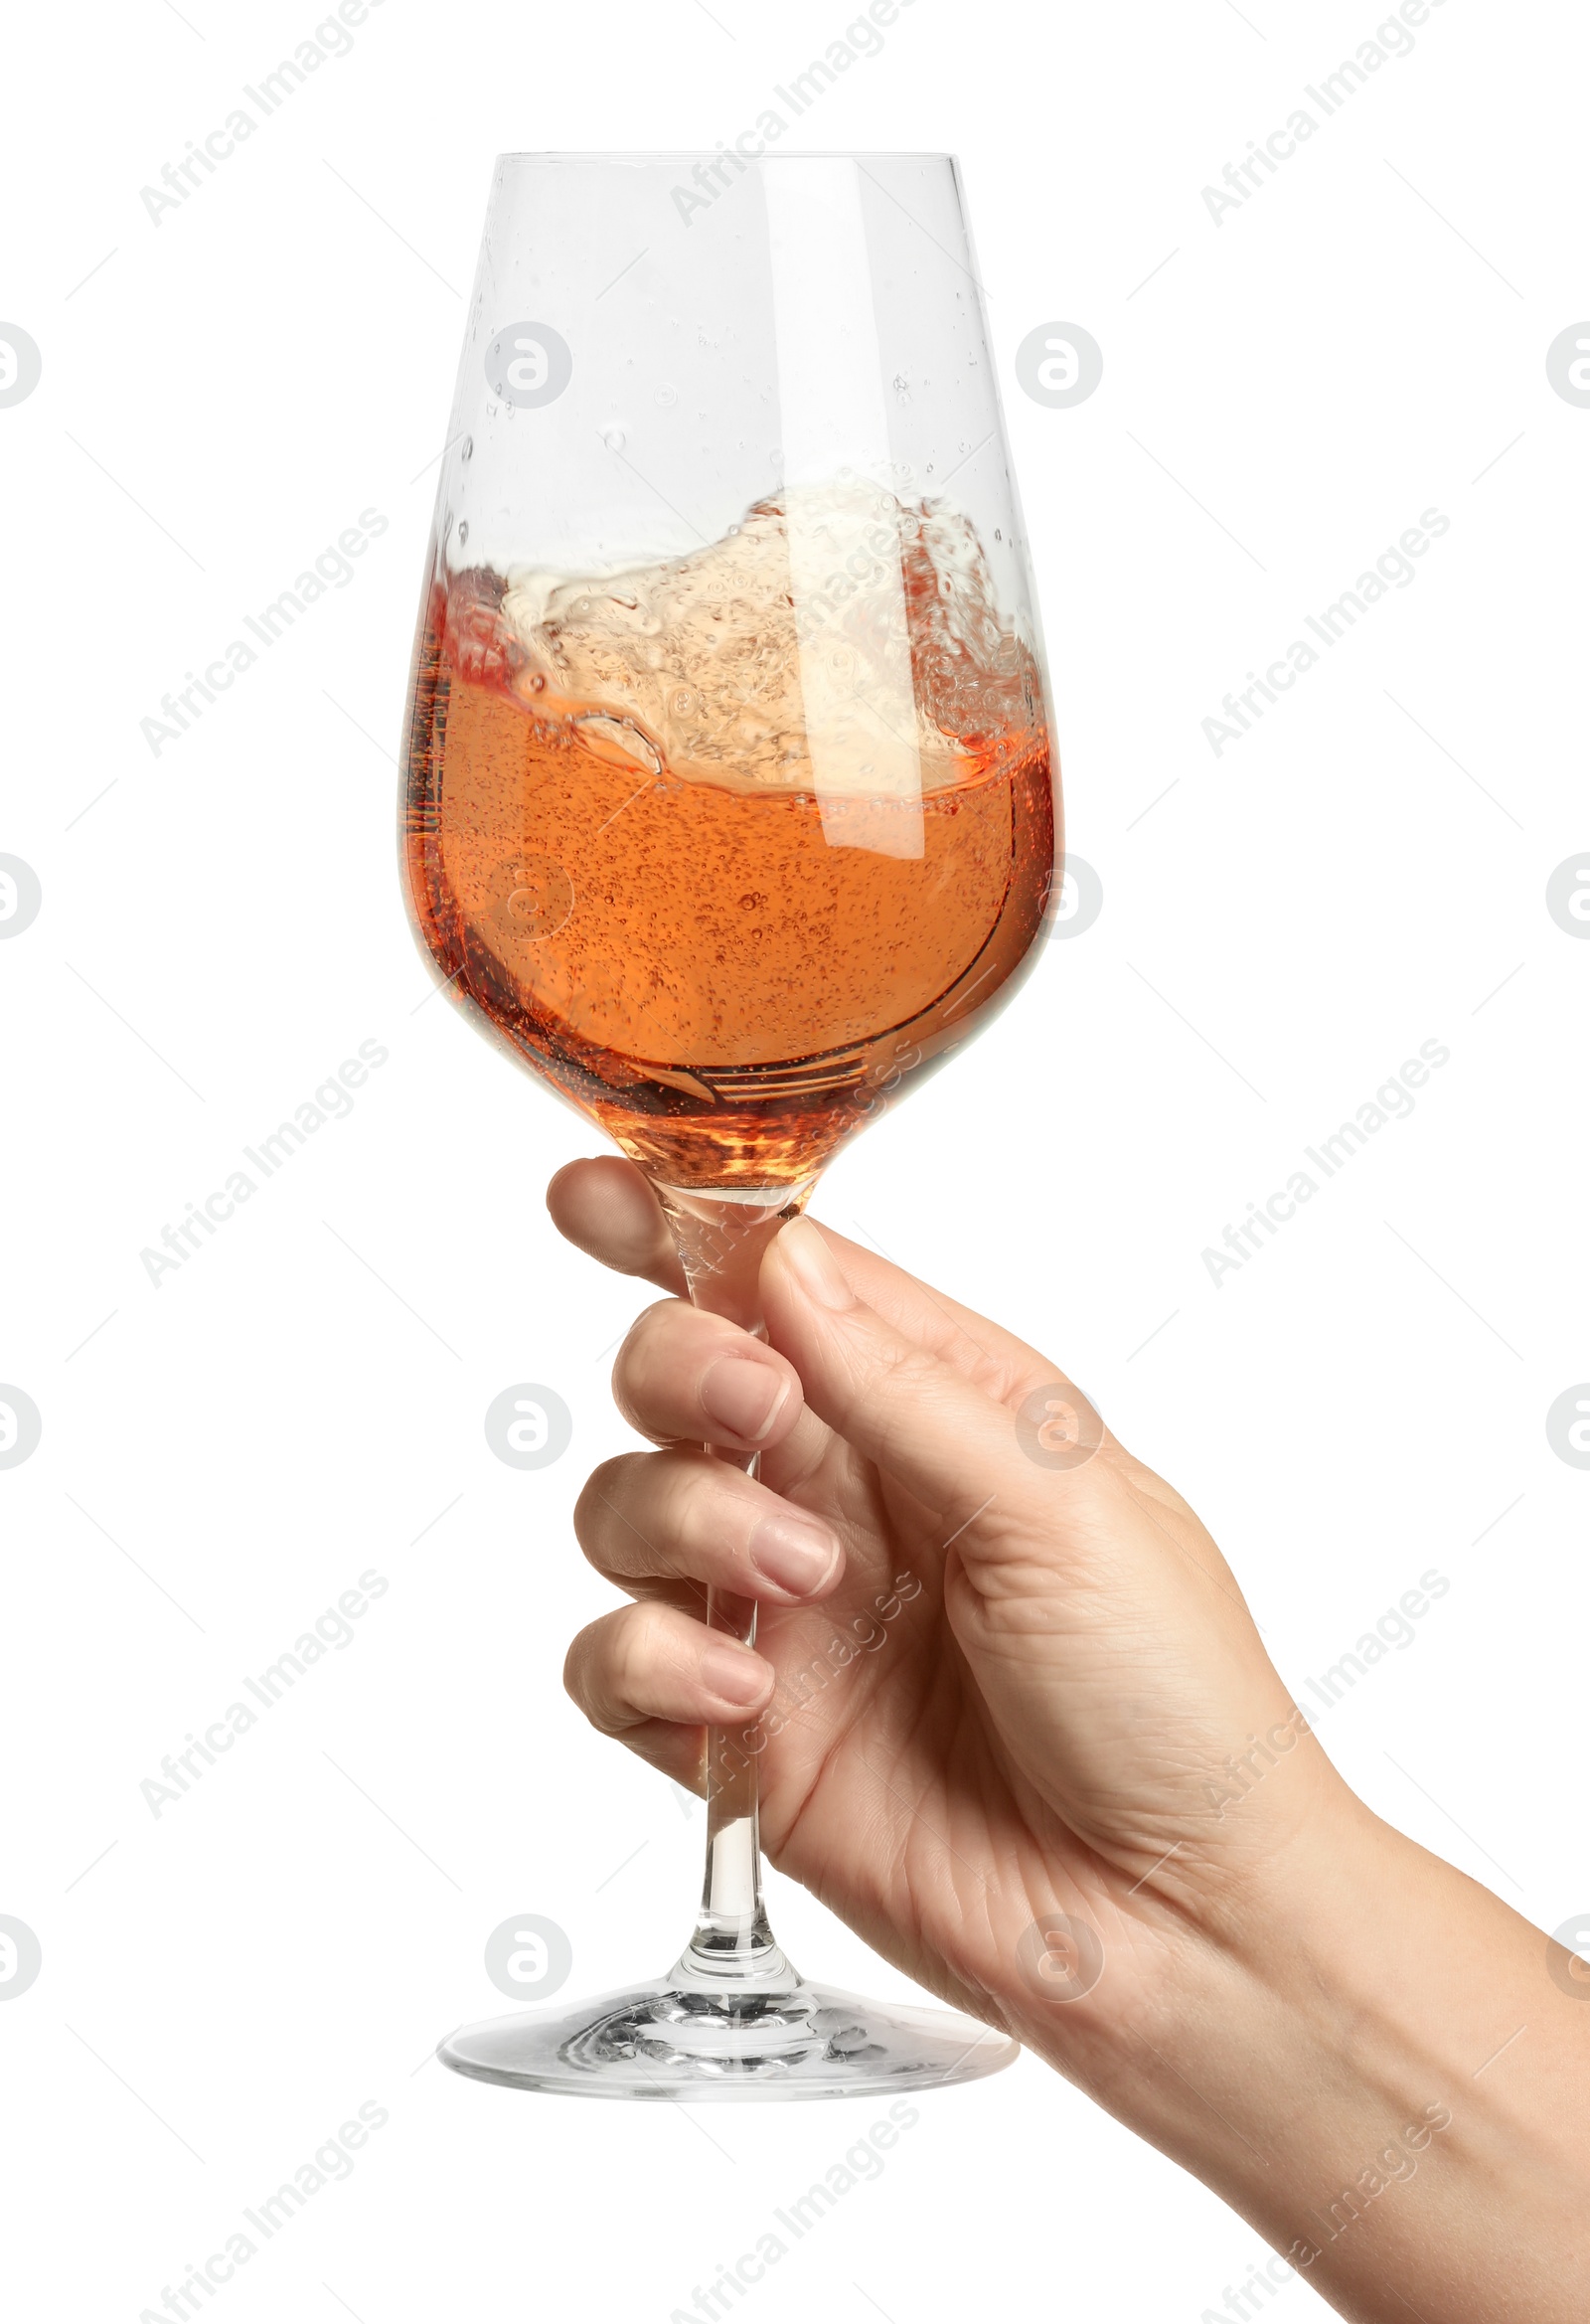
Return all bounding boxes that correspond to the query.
[402,482,1055,1187]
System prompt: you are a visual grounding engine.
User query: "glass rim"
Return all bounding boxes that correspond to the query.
[491,149,959,165]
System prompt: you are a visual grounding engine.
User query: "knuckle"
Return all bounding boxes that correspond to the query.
[617,1296,690,1374]
[561,1623,597,1712]
[565,1607,647,1735]
[658,1448,724,1545]
[876,1340,944,1399]
[572,1453,646,1564]
[611,1315,693,1435]
[862,1340,949,1457]
[606,1603,666,1718]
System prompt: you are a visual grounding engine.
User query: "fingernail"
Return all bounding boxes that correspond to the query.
[701,1643,770,1708]
[778,1218,851,1311]
[749,1512,838,1597]
[700,1356,789,1443]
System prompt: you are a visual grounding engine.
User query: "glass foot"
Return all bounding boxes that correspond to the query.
[437,1977,1020,2100]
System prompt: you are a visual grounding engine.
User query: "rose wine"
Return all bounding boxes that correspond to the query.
[402,484,1055,1188]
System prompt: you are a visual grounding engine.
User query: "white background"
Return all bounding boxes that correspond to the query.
[2,1,1587,2317]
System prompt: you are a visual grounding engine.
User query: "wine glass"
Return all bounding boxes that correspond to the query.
[402,152,1057,2098]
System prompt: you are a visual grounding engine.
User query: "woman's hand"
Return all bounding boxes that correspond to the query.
[550,1156,1347,2060]
[549,1156,1590,2324]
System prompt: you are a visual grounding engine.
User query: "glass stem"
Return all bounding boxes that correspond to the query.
[682,1562,782,1987]
[654,1180,814,2000]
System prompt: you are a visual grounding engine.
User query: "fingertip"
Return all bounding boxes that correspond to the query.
[700,1641,775,1716]
[546,1154,640,1238]
[747,1510,844,1601]
[698,1350,800,1449]
[547,1156,686,1291]
[767,1216,855,1313]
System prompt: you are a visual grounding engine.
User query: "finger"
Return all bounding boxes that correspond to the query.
[582,1713,707,1791]
[547,1156,686,1295]
[612,1298,813,1457]
[787,1221,1067,1407]
[576,1449,846,1606]
[760,1218,1081,1564]
[563,1600,773,1741]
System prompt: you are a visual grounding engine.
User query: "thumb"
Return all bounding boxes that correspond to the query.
[762,1219,1102,1546]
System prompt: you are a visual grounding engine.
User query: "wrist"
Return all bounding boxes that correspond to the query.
[1017,1797,1590,2322]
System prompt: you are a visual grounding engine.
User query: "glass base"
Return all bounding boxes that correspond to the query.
[437,1976,1020,2101]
